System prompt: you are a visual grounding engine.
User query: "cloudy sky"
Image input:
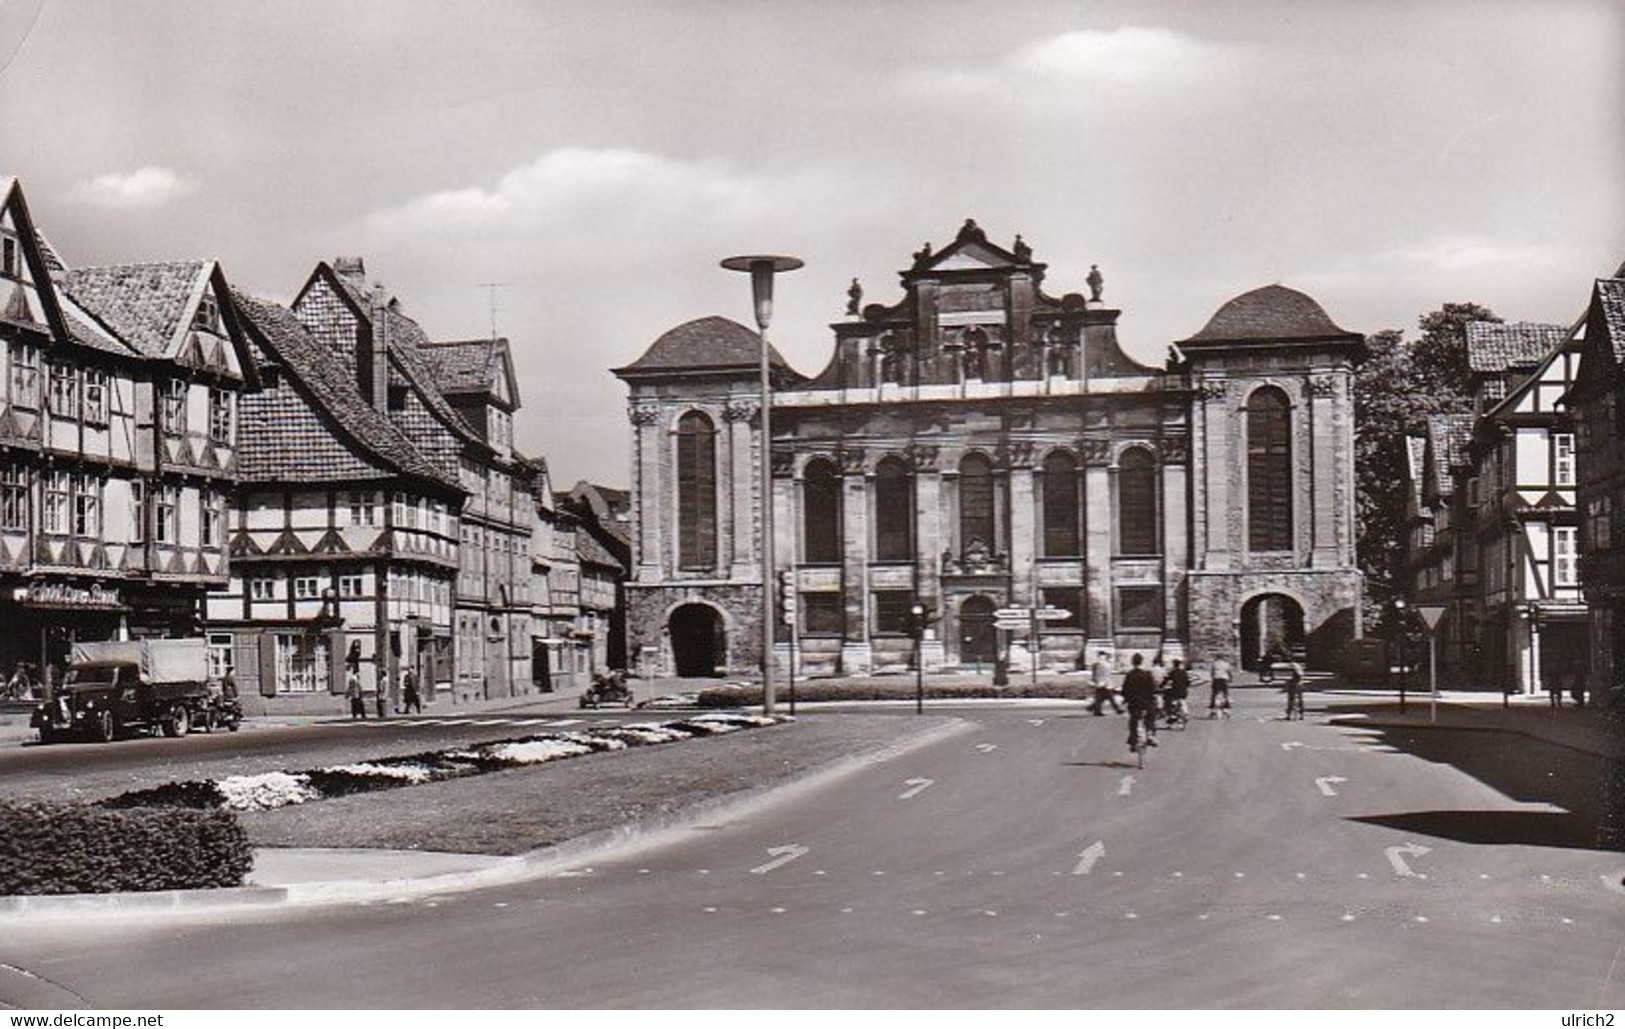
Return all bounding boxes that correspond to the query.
[1,0,1620,485]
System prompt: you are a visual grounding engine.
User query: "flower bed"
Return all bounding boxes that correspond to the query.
[99,712,786,814]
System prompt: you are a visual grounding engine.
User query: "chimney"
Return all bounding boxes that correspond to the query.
[333,256,366,281]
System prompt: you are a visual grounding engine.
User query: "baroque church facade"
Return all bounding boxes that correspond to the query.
[615,221,1364,679]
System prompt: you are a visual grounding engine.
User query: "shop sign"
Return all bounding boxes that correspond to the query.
[16,582,126,610]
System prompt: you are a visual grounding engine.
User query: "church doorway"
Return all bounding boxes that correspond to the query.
[959,596,997,669]
[669,603,725,678]
[1240,593,1305,670]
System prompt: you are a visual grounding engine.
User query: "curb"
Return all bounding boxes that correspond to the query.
[1,715,974,922]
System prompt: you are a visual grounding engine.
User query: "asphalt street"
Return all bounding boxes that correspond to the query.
[3,692,1622,1009]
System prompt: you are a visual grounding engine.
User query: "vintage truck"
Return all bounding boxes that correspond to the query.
[30,639,219,744]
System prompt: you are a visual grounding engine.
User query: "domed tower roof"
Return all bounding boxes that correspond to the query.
[613,315,797,380]
[1179,284,1360,346]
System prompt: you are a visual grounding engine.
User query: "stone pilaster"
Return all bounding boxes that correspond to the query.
[726,403,754,579]
[1009,463,1036,606]
[840,466,871,674]
[1084,460,1113,649]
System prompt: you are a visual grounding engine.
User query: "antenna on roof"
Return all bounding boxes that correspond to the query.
[477,282,512,339]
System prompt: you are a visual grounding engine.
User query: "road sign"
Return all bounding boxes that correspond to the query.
[993,619,1029,631]
[1035,606,1072,621]
[994,607,1030,620]
[1416,605,1446,631]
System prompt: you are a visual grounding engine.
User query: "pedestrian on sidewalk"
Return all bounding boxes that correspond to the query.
[374,679,388,719]
[346,670,365,720]
[1123,653,1158,751]
[1550,671,1568,709]
[1089,651,1123,715]
[1283,660,1306,720]
[1209,654,1232,718]
[402,668,422,714]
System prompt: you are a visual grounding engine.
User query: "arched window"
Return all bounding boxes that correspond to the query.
[1247,387,1293,551]
[874,457,913,561]
[1042,450,1080,557]
[676,411,717,569]
[959,452,996,555]
[803,459,842,564]
[1117,447,1158,556]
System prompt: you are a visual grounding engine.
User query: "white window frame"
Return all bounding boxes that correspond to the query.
[1553,526,1578,587]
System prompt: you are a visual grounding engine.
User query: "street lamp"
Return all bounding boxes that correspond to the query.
[911,602,926,715]
[1392,598,1408,714]
[721,254,803,717]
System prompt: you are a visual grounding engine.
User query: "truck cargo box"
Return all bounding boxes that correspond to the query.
[69,639,208,685]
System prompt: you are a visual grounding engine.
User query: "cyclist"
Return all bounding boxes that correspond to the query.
[1122,653,1158,752]
[1283,659,1307,720]
[1164,658,1191,727]
[1209,654,1232,718]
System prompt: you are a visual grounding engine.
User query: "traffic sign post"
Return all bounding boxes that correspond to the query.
[1416,604,1446,725]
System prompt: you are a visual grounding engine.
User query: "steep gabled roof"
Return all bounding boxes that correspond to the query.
[1465,321,1565,373]
[422,336,521,407]
[232,290,458,491]
[0,177,71,342]
[1599,278,1625,363]
[58,261,208,358]
[1425,413,1475,498]
[614,315,792,377]
[1180,284,1360,346]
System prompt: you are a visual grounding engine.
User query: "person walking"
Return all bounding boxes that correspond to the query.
[374,677,388,719]
[1283,659,1306,720]
[1209,654,1232,718]
[346,669,365,720]
[401,668,422,714]
[1122,653,1158,752]
[1089,651,1124,715]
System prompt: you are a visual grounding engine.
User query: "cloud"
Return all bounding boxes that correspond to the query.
[903,27,1245,105]
[67,166,196,210]
[364,147,838,245]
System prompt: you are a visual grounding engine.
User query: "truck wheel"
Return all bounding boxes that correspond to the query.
[163,706,190,738]
[94,710,115,743]
[36,727,56,745]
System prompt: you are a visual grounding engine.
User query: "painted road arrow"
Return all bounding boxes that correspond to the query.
[975,743,999,753]
[1072,841,1106,875]
[1315,776,1348,797]
[1283,741,1380,753]
[1118,775,1136,796]
[1385,842,1432,878]
[898,778,935,800]
[750,845,810,875]
[1027,718,1045,726]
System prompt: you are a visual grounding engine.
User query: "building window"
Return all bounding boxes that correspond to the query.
[1247,386,1293,551]
[1039,587,1083,630]
[802,592,844,636]
[1042,450,1081,557]
[162,380,187,436]
[1591,495,1613,551]
[194,294,219,332]
[200,492,221,547]
[273,632,329,694]
[1554,433,1575,487]
[1116,586,1164,631]
[874,456,914,561]
[803,459,842,564]
[8,342,38,407]
[71,475,100,539]
[208,388,233,444]
[47,363,77,419]
[339,574,365,598]
[676,411,717,570]
[1117,447,1159,556]
[82,370,108,425]
[1554,526,1578,587]
[154,486,177,543]
[42,470,68,535]
[0,232,18,279]
[250,578,276,601]
[206,633,233,679]
[129,480,145,543]
[348,491,377,526]
[959,452,996,557]
[293,576,320,600]
[0,465,27,531]
[873,590,916,635]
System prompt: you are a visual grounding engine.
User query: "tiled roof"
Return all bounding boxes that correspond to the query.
[1598,278,1625,362]
[1405,436,1427,492]
[615,315,791,374]
[59,261,206,358]
[1180,285,1358,345]
[232,291,458,490]
[1464,321,1564,373]
[325,267,483,445]
[1426,413,1475,496]
[422,338,499,394]
[575,526,622,571]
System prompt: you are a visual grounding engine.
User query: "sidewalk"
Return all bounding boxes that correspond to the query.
[1324,691,1622,760]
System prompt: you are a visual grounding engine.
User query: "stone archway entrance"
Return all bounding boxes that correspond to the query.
[1240,593,1306,671]
[959,596,997,669]
[669,603,726,678]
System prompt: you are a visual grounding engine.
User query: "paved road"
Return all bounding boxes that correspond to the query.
[4,694,1623,1008]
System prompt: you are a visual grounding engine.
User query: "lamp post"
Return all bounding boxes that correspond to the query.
[911,602,926,715]
[1392,598,1408,714]
[721,254,803,717]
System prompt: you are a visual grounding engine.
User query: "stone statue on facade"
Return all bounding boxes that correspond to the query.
[912,242,933,268]
[846,278,862,318]
[1087,264,1105,303]
[1013,234,1032,262]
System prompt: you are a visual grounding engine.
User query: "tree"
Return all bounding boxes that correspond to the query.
[1352,304,1499,629]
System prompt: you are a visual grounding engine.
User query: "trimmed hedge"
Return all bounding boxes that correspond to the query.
[696,682,1094,708]
[0,799,252,895]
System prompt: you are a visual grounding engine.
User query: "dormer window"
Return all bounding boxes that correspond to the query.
[194,294,219,332]
[1,232,19,280]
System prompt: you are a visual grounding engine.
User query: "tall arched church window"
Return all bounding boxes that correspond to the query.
[874,457,914,561]
[1247,386,1293,551]
[676,411,717,569]
[959,452,996,556]
[1042,451,1081,557]
[803,459,842,564]
[1117,447,1158,556]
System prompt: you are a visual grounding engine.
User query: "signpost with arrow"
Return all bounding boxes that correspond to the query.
[991,605,1073,687]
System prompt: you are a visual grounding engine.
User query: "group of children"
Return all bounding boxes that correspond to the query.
[1088,649,1307,751]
